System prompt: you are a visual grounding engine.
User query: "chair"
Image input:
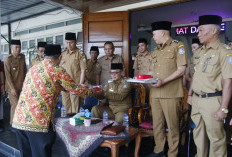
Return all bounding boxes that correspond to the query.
[128,84,146,125]
[134,88,190,157]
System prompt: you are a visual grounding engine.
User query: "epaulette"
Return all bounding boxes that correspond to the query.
[20,53,25,57]
[172,40,179,43]
[223,44,231,50]
[108,79,113,83]
[98,55,106,61]
[79,49,84,55]
[8,54,13,58]
[62,49,68,53]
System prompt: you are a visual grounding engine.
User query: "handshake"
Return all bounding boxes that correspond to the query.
[81,84,105,97]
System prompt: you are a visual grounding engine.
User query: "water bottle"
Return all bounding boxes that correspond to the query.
[123,113,129,130]
[80,107,85,116]
[61,105,66,118]
[103,110,108,125]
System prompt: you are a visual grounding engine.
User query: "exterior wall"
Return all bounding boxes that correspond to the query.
[0,9,83,67]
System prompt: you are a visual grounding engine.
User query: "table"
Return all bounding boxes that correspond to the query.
[56,118,137,157]
[100,127,139,157]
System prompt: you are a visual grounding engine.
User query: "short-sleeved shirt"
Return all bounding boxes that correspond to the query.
[60,48,87,84]
[4,53,27,92]
[192,40,232,94]
[85,59,99,85]
[104,78,131,113]
[133,51,153,75]
[30,56,42,68]
[186,57,195,77]
[151,38,187,98]
[96,54,124,85]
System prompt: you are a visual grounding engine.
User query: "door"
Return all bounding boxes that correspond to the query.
[83,11,130,76]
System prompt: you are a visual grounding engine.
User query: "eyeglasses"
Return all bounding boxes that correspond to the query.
[110,72,120,75]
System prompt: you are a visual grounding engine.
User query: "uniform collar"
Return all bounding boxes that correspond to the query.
[157,37,173,49]
[105,54,116,60]
[202,40,221,50]
[67,48,77,54]
[139,50,150,57]
[12,53,21,58]
[113,77,123,83]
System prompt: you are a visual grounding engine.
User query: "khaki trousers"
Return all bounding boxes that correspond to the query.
[151,98,180,157]
[191,94,227,157]
[91,105,127,123]
[62,92,81,114]
[8,92,20,124]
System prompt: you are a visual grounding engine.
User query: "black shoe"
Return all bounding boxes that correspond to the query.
[152,152,165,157]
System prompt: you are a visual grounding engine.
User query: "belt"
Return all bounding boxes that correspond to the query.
[194,91,222,98]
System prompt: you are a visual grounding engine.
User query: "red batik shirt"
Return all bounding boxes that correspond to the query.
[12,59,90,132]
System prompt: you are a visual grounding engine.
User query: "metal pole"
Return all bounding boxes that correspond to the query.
[8,23,11,54]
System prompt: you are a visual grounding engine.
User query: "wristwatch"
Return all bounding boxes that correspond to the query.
[221,108,228,114]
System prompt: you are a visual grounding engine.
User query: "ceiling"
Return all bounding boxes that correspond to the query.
[2,0,232,28]
[131,0,232,27]
[50,0,180,13]
[1,0,62,24]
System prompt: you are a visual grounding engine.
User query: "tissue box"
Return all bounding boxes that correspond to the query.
[137,75,152,79]
[69,117,84,126]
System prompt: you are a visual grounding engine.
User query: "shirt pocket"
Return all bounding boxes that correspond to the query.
[70,58,80,72]
[10,63,18,73]
[202,56,218,74]
[151,54,157,64]
[165,52,174,59]
[193,57,200,65]
[164,53,175,63]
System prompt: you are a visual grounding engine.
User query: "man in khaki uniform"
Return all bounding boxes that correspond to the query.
[60,32,87,115]
[184,38,201,89]
[188,15,232,157]
[4,40,27,125]
[85,46,99,85]
[96,41,124,85]
[150,21,187,157]
[133,38,153,104]
[92,63,131,122]
[30,42,47,68]
[133,38,153,76]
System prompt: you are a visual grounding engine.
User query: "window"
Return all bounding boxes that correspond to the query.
[46,37,53,44]
[66,18,82,26]
[46,22,64,30]
[29,40,35,48]
[29,26,45,33]
[4,44,9,52]
[55,35,63,46]
[15,30,28,36]
[22,41,28,50]
[77,32,82,43]
[1,45,3,52]
[37,38,44,42]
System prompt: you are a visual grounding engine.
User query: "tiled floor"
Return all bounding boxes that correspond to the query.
[1,98,232,157]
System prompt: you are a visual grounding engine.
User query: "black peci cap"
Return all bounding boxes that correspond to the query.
[111,63,123,70]
[138,38,148,45]
[44,44,61,56]
[199,15,222,26]
[37,42,47,48]
[151,21,172,31]
[10,40,21,45]
[65,32,76,40]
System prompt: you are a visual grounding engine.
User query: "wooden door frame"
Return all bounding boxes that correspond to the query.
[83,11,130,76]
